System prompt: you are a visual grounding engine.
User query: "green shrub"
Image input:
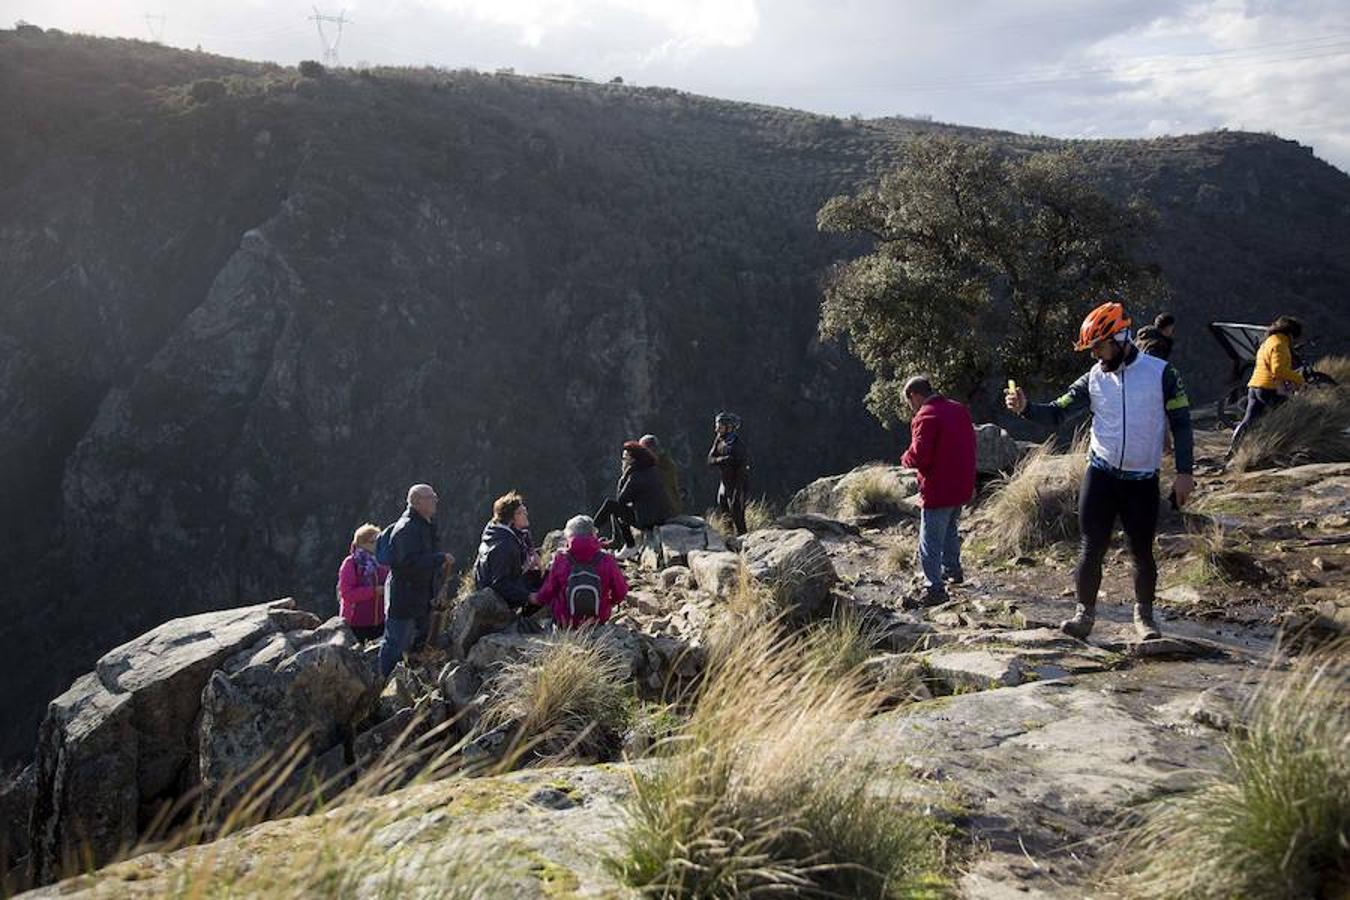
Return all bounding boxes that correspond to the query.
[298,59,325,78]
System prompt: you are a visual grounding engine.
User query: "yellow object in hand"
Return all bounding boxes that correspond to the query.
[1007,379,1018,394]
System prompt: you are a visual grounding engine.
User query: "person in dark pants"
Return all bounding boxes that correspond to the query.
[707,412,750,535]
[1006,302,1195,642]
[595,441,675,561]
[1228,316,1304,457]
[473,491,542,613]
[379,484,453,679]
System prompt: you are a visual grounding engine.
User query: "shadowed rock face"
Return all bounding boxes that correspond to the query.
[2,30,1350,766]
[27,601,314,884]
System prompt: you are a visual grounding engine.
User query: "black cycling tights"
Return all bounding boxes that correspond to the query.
[1076,465,1159,610]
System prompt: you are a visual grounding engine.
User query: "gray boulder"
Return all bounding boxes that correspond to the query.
[28,599,303,884]
[447,589,518,659]
[639,517,727,570]
[785,464,918,519]
[772,513,862,538]
[741,529,839,618]
[687,550,743,598]
[975,423,1022,475]
[197,618,380,812]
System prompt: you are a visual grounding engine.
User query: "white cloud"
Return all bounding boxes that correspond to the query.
[426,0,758,50]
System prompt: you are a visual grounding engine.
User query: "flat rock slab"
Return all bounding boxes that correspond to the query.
[1096,635,1228,659]
[861,661,1246,896]
[28,766,640,899]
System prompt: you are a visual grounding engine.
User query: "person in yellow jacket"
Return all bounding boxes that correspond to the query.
[1228,315,1304,455]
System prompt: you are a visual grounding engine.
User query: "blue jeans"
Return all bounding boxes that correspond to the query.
[379,613,427,679]
[919,505,963,591]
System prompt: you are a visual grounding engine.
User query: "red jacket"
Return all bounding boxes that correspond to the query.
[900,395,977,509]
[538,535,628,628]
[337,551,390,628]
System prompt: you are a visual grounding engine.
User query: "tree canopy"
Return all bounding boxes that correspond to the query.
[817,135,1164,423]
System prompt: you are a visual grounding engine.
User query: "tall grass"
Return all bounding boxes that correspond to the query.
[744,497,780,532]
[975,437,1088,557]
[1106,641,1349,898]
[844,467,912,517]
[479,631,632,764]
[1229,377,1350,472]
[608,618,949,897]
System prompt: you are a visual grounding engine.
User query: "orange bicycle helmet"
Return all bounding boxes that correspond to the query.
[1074,302,1132,351]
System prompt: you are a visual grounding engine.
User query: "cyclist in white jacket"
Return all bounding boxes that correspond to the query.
[1006,302,1195,641]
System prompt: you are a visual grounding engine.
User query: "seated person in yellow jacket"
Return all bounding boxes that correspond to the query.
[1228,315,1304,456]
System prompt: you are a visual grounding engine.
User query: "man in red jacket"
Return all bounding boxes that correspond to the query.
[899,376,977,607]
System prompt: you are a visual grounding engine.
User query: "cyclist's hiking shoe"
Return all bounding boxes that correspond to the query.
[1133,602,1162,640]
[1060,602,1095,640]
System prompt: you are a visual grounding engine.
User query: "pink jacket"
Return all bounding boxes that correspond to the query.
[538,535,628,628]
[337,551,390,628]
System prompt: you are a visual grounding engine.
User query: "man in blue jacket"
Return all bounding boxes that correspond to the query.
[380,483,453,678]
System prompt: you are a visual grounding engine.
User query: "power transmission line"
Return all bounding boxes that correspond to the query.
[144,13,166,43]
[308,7,349,67]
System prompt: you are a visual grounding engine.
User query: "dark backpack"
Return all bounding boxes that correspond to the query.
[565,554,604,620]
[375,522,396,567]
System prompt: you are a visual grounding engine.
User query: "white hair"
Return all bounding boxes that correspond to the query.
[564,515,596,538]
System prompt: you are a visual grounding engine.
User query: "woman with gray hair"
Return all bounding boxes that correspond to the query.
[536,515,629,628]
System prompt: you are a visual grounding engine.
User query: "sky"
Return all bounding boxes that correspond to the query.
[7,0,1350,172]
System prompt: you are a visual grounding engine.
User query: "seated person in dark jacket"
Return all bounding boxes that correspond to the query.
[595,441,675,561]
[473,491,542,613]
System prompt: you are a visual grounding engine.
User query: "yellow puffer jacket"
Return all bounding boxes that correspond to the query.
[1249,333,1305,390]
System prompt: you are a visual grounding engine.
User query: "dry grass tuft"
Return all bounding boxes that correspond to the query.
[480,631,632,764]
[975,437,1087,557]
[1230,373,1350,472]
[609,617,949,897]
[1179,519,1267,587]
[1106,641,1350,899]
[1313,353,1350,386]
[744,497,780,532]
[843,466,911,517]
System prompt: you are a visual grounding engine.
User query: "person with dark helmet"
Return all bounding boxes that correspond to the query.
[707,412,751,535]
[1227,315,1305,457]
[1006,302,1195,641]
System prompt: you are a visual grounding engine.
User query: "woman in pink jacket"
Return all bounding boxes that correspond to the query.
[337,523,390,642]
[538,516,628,628]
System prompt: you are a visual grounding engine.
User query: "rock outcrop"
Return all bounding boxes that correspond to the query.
[27,600,307,882]
[639,516,727,570]
[197,618,380,811]
[785,464,919,520]
[26,600,387,883]
[741,528,839,617]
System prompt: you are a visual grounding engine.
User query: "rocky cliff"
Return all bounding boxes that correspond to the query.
[1,27,1349,764]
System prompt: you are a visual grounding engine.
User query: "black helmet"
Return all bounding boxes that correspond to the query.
[714,411,742,428]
